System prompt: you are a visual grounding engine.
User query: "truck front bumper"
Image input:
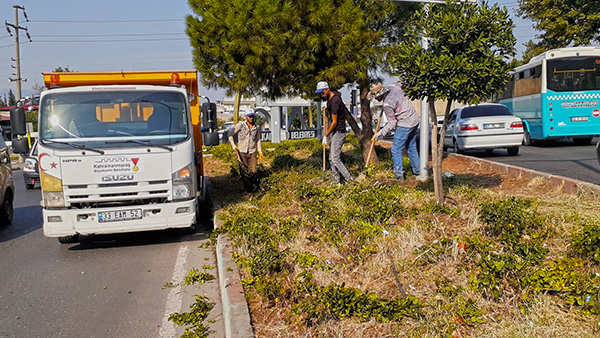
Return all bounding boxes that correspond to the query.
[43,199,197,237]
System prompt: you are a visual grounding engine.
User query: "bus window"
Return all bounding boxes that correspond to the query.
[547,57,600,92]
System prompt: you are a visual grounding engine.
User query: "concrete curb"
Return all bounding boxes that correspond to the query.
[214,208,255,338]
[447,153,600,196]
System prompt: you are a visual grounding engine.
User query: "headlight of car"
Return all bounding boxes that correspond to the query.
[172,163,194,201]
[24,158,37,172]
[43,191,65,208]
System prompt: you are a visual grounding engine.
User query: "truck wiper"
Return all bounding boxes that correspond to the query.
[43,139,105,155]
[105,139,173,152]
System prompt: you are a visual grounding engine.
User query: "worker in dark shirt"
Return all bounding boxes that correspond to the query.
[316,81,353,184]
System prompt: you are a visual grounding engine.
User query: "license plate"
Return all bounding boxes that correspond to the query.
[571,116,589,122]
[98,209,142,223]
[483,123,504,129]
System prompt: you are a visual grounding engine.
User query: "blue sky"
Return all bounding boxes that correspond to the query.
[0,0,533,101]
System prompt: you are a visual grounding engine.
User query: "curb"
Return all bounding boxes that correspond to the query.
[214,208,255,338]
[447,153,600,196]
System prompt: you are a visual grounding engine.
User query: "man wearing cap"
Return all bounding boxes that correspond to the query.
[316,81,353,184]
[229,110,263,174]
[370,82,420,182]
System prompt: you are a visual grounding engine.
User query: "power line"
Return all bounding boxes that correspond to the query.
[31,38,189,43]
[35,32,186,37]
[29,19,182,23]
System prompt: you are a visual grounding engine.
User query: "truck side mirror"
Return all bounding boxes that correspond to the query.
[10,107,27,136]
[11,137,29,154]
[202,131,220,147]
[201,102,218,132]
[201,102,219,146]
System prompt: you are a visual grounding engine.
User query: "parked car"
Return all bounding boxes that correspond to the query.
[0,136,13,225]
[443,104,523,156]
[23,139,39,189]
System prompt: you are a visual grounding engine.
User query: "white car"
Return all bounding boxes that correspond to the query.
[443,104,524,156]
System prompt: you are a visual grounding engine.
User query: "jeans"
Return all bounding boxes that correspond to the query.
[330,132,352,183]
[392,126,420,178]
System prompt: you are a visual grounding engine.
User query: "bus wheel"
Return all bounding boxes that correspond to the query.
[523,128,532,146]
[573,137,592,146]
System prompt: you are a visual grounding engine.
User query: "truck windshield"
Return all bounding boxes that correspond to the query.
[39,90,189,149]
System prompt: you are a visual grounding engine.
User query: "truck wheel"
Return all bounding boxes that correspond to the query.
[0,191,13,225]
[58,234,79,244]
[198,192,214,231]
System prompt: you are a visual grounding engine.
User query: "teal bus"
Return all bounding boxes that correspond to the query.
[496,47,600,145]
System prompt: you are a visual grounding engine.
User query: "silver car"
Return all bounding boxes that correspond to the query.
[443,104,524,156]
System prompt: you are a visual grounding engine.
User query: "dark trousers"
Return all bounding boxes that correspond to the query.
[239,152,257,173]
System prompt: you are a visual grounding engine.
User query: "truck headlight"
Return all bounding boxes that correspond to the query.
[41,172,63,192]
[172,163,194,200]
[43,191,65,208]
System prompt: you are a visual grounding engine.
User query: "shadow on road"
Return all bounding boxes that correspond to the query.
[67,228,213,251]
[0,205,43,243]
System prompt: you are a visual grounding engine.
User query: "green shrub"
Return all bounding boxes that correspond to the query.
[478,197,543,240]
[168,295,214,338]
[292,283,423,324]
[571,220,600,263]
[521,258,600,314]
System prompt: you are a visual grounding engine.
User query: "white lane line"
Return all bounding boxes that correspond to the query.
[159,245,189,338]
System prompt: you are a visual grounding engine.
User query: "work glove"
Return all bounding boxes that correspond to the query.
[232,145,238,152]
[322,137,328,147]
[258,151,264,160]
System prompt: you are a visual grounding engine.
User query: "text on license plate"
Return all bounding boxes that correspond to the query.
[483,123,504,129]
[571,116,589,122]
[99,209,142,223]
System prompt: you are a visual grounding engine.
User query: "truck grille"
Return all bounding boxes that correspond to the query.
[65,180,171,208]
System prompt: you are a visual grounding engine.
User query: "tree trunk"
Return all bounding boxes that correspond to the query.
[429,98,454,204]
[345,82,378,164]
[428,99,443,203]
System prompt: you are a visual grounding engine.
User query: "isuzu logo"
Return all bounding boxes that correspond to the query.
[102,174,134,182]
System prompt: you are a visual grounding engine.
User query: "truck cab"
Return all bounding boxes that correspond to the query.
[11,71,219,243]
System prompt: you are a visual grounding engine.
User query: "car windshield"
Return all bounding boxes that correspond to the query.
[547,56,600,92]
[461,105,513,119]
[39,90,189,149]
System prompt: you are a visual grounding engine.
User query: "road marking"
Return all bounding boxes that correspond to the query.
[159,245,189,338]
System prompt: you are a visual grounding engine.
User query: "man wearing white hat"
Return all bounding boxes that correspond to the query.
[229,110,263,175]
[316,81,353,184]
[369,82,420,182]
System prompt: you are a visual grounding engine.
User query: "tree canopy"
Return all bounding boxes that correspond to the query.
[518,0,600,62]
[186,0,418,98]
[392,0,515,203]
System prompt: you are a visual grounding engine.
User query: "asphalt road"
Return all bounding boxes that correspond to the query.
[451,137,600,186]
[0,171,224,338]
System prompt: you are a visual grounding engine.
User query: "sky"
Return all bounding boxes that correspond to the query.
[0,0,534,102]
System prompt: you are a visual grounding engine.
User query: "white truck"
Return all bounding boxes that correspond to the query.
[10,71,219,243]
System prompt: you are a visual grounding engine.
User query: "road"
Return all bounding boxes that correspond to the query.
[451,137,600,186]
[0,171,224,338]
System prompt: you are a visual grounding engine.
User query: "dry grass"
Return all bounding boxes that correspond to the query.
[204,142,600,338]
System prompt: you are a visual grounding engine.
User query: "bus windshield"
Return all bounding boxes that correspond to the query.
[547,57,600,92]
[39,90,189,149]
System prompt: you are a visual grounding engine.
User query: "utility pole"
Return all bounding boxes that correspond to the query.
[5,5,31,102]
